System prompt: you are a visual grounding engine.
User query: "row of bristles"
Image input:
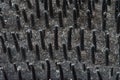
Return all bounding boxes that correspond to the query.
[0,60,120,80]
[0,26,119,65]
[0,0,119,32]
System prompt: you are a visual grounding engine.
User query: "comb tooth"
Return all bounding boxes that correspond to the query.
[92,0,95,10]
[74,0,79,16]
[48,43,54,60]
[9,0,12,8]
[30,13,35,27]
[35,0,40,19]
[73,8,78,28]
[26,30,33,51]
[3,32,7,41]
[18,69,23,80]
[78,0,82,9]
[46,59,51,80]
[71,64,77,80]
[102,12,107,31]
[102,0,107,16]
[110,67,113,77]
[76,46,81,62]
[13,63,17,72]
[31,65,37,80]
[1,68,8,80]
[116,72,119,80]
[105,32,110,49]
[21,47,26,61]
[11,32,20,52]
[88,0,92,15]
[26,61,31,71]
[107,0,111,6]
[80,28,84,51]
[67,27,72,50]
[115,0,119,22]
[56,0,60,8]
[16,16,22,30]
[14,4,20,15]
[44,11,49,28]
[58,10,64,27]
[22,9,28,23]
[87,68,91,80]
[0,35,6,53]
[116,13,120,34]
[82,63,86,71]
[49,0,54,18]
[62,43,68,60]
[39,30,46,50]
[0,15,5,28]
[26,0,32,9]
[7,47,12,63]
[92,30,97,51]
[35,44,40,60]
[91,45,95,64]
[62,0,67,17]
[44,0,48,11]
[87,10,92,29]
[96,70,103,80]
[105,48,109,66]
[57,63,64,80]
[54,25,59,50]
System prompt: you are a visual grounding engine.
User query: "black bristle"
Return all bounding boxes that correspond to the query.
[11,32,20,52]
[87,68,91,80]
[0,15,5,28]
[110,67,113,77]
[88,0,92,15]
[58,10,64,27]
[39,30,46,50]
[116,72,119,80]
[0,35,6,53]
[44,0,48,11]
[116,13,120,34]
[13,63,17,72]
[105,32,110,49]
[57,63,64,80]
[26,30,33,51]
[21,47,26,61]
[91,45,95,64]
[105,48,109,66]
[96,70,103,80]
[87,10,92,29]
[46,59,51,80]
[71,64,77,80]
[49,0,54,18]
[35,44,40,60]
[76,45,81,62]
[30,65,36,80]
[7,47,12,63]
[48,43,54,60]
[35,0,40,19]
[62,0,67,17]
[73,8,77,28]
[1,69,8,80]
[92,30,97,51]
[80,28,84,50]
[16,16,22,30]
[74,0,79,16]
[44,11,49,28]
[54,25,59,50]
[67,27,72,50]
[62,43,68,60]
[18,70,23,80]
[107,0,111,6]
[102,0,107,16]
[22,9,28,23]
[102,12,107,31]
[14,4,20,15]
[30,13,35,27]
